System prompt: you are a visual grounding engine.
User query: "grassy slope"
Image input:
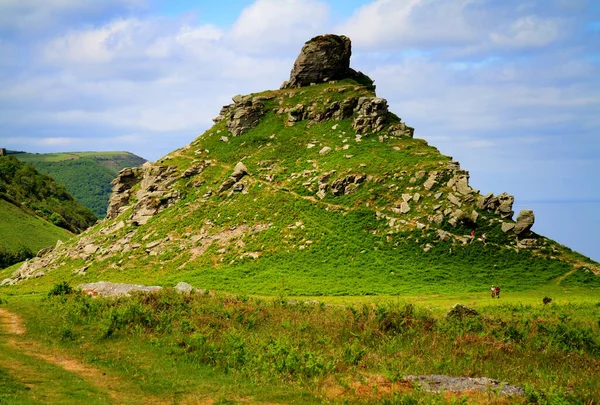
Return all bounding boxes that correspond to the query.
[0,200,71,253]
[15,152,147,218]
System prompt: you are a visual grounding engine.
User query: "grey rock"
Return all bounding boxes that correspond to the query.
[227,102,264,137]
[282,34,374,89]
[175,282,194,294]
[79,281,162,297]
[352,97,389,134]
[231,162,248,181]
[517,238,537,248]
[217,178,236,193]
[319,146,331,155]
[501,222,515,233]
[400,201,410,214]
[514,209,535,235]
[447,193,461,206]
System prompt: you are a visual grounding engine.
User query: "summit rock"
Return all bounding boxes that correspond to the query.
[282,34,374,89]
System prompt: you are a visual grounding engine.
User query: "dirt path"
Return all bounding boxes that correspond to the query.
[0,308,25,335]
[0,308,163,404]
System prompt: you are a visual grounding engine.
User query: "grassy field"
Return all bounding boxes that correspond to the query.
[0,284,599,404]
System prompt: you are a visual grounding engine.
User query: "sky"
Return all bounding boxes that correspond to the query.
[0,0,599,261]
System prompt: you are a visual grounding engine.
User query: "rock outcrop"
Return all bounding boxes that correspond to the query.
[281,34,374,89]
[106,162,181,225]
[514,210,535,235]
[477,192,514,219]
[214,95,266,137]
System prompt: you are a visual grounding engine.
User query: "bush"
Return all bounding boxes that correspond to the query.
[48,281,73,297]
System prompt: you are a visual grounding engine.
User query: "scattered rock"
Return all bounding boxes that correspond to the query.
[319,146,332,155]
[404,375,524,396]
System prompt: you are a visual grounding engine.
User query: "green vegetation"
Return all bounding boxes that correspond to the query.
[14,151,147,217]
[0,198,72,268]
[0,156,96,232]
[1,286,598,403]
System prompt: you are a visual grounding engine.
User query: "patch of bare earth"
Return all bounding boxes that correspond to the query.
[322,373,523,404]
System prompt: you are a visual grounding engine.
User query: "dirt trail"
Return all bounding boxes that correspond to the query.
[0,308,162,404]
[0,308,25,335]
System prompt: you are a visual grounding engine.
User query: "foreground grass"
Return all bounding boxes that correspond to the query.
[1,286,599,404]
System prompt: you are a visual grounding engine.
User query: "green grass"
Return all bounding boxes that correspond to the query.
[1,287,598,404]
[0,200,71,253]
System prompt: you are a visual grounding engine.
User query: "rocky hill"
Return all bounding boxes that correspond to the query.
[3,35,598,293]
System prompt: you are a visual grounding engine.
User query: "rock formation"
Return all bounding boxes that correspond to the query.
[281,34,374,89]
[514,209,535,235]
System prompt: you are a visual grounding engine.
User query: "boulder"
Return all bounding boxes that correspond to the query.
[231,162,248,181]
[282,34,374,89]
[217,178,236,193]
[514,210,535,235]
[175,282,194,294]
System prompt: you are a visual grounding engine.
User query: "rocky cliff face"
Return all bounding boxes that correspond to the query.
[3,34,597,290]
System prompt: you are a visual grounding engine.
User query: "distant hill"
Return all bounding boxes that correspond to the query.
[0,155,97,268]
[13,151,147,218]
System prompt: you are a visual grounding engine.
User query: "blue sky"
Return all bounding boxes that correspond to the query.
[0,0,599,261]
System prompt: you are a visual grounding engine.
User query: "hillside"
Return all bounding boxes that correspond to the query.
[13,151,147,218]
[0,199,72,268]
[2,34,598,293]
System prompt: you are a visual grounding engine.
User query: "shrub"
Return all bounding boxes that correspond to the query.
[48,281,73,297]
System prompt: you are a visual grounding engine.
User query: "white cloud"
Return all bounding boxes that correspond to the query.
[227,0,330,54]
[491,16,562,48]
[338,0,477,49]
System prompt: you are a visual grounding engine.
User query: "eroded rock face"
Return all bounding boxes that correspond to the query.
[107,167,143,219]
[352,97,389,134]
[227,102,264,137]
[131,163,180,225]
[514,210,535,235]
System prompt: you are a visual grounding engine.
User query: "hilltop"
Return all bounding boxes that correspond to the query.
[12,151,147,218]
[2,34,598,293]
